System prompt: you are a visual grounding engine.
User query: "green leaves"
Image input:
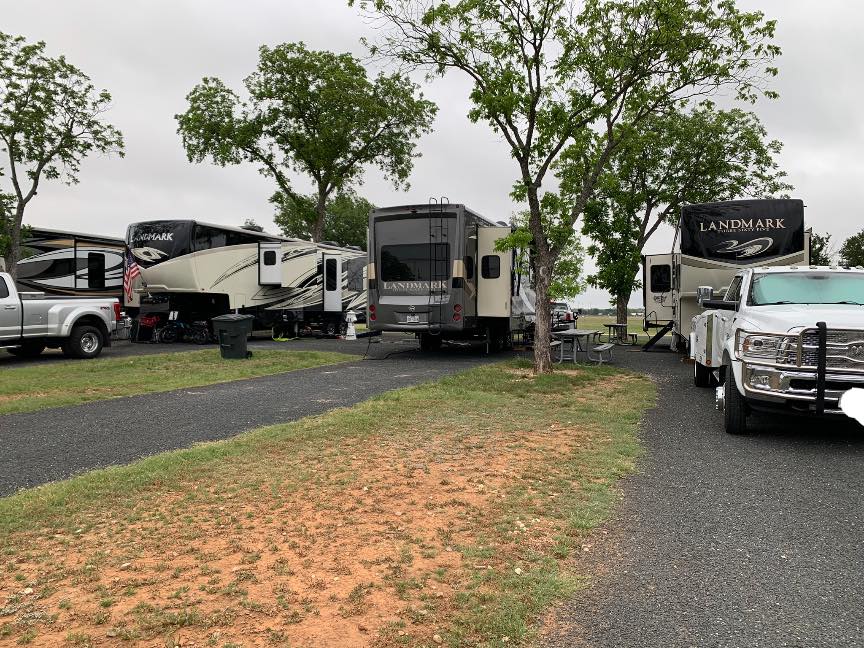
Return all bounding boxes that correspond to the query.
[0,31,124,275]
[176,42,436,241]
[580,103,791,304]
[840,230,864,267]
[271,190,373,250]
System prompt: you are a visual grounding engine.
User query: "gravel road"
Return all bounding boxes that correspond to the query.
[0,337,494,496]
[542,346,864,648]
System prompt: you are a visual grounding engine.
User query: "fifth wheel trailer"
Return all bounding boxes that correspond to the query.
[642,199,810,351]
[125,220,366,336]
[14,228,125,301]
[367,202,535,351]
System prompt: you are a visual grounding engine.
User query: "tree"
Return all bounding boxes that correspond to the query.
[840,229,864,267]
[0,32,124,278]
[272,190,373,249]
[353,0,780,373]
[810,232,834,266]
[507,212,584,300]
[176,42,436,243]
[583,104,790,325]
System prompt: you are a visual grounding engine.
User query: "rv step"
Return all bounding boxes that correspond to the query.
[642,320,674,351]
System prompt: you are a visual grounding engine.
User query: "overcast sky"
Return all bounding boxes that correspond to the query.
[2,1,861,307]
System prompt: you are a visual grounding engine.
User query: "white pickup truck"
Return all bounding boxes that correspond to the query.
[690,266,864,434]
[0,271,118,359]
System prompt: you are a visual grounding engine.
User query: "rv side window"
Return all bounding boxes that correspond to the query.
[0,277,8,298]
[87,253,106,289]
[325,258,337,291]
[464,256,475,280]
[481,255,500,279]
[724,277,743,303]
[650,264,671,293]
[263,250,277,266]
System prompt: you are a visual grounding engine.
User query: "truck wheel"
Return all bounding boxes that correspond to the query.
[694,361,713,388]
[7,342,46,358]
[724,368,749,435]
[62,325,104,359]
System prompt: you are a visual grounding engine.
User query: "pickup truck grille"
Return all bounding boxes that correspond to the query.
[800,329,864,373]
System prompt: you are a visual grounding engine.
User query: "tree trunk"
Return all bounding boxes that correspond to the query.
[615,292,629,328]
[532,248,554,375]
[3,203,25,280]
[312,190,327,242]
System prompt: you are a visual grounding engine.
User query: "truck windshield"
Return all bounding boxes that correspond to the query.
[749,272,864,306]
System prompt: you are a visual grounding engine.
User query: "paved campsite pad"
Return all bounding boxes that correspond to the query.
[0,364,653,647]
[541,347,864,648]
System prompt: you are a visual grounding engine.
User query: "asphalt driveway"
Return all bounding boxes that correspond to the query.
[0,338,495,496]
[543,346,864,648]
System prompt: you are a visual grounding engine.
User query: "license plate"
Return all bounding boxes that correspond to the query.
[406,314,420,323]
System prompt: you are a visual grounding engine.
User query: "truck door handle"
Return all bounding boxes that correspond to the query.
[3,305,16,310]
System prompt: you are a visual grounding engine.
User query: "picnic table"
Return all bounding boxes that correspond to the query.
[552,328,601,364]
[603,323,638,345]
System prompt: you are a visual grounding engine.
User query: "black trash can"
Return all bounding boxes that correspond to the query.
[211,314,255,359]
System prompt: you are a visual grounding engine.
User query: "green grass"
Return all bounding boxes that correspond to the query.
[0,362,655,646]
[575,315,649,342]
[0,349,354,415]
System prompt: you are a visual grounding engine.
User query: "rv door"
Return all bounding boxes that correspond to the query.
[322,253,342,312]
[477,227,512,318]
[643,254,675,327]
[258,242,282,286]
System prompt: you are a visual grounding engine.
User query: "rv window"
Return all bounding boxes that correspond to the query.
[87,253,106,289]
[263,250,277,266]
[464,256,475,280]
[325,258,338,291]
[481,255,500,279]
[380,244,450,281]
[0,277,8,298]
[650,264,671,293]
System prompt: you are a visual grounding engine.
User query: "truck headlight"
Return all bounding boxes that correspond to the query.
[737,332,797,364]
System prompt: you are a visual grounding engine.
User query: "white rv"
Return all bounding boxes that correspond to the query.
[125,220,366,336]
[642,199,810,351]
[15,228,125,300]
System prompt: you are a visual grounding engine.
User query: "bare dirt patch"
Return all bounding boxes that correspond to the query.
[0,365,653,647]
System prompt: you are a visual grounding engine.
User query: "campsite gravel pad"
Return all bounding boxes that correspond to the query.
[0,342,493,495]
[542,347,864,648]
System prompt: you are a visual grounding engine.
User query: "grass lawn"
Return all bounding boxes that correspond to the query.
[0,362,654,647]
[0,349,354,415]
[574,315,650,343]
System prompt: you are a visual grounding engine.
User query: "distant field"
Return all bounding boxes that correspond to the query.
[573,315,649,342]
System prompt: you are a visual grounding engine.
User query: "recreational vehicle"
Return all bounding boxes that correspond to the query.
[15,228,125,300]
[642,199,810,351]
[125,220,366,336]
[367,202,535,351]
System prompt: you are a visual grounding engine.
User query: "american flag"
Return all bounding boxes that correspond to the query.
[124,249,142,302]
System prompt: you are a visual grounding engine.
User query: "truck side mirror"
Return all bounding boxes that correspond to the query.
[697,286,714,306]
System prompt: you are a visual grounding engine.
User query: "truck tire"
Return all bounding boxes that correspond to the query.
[7,342,46,358]
[62,325,104,359]
[724,367,749,435]
[694,361,713,388]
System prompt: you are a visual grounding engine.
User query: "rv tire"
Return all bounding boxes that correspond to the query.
[723,368,749,435]
[62,325,104,359]
[694,361,713,388]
